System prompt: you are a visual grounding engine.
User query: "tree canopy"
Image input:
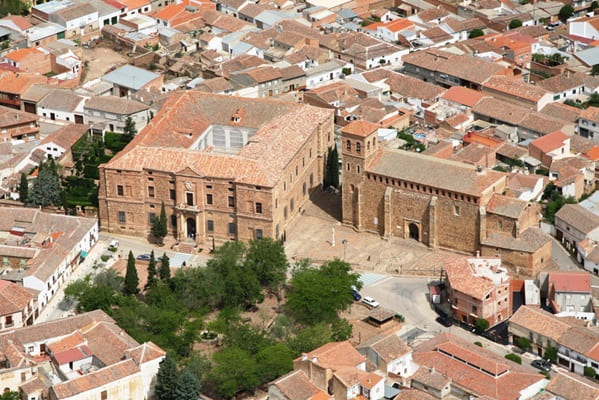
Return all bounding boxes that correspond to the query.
[559,5,574,22]
[160,253,171,281]
[124,251,139,295]
[27,160,61,207]
[152,202,168,243]
[508,19,522,29]
[468,28,484,38]
[18,173,28,203]
[286,259,361,325]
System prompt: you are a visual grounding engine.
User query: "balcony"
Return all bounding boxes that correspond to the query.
[176,203,202,212]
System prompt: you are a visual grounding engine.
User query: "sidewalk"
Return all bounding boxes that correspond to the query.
[36,238,109,324]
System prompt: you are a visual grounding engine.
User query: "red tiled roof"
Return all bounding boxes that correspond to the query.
[549,271,591,293]
[53,345,93,365]
[441,86,487,108]
[380,18,413,33]
[584,146,599,161]
[463,131,503,149]
[530,130,568,153]
[1,15,32,30]
[341,120,378,137]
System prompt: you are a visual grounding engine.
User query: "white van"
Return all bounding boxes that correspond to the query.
[108,240,119,250]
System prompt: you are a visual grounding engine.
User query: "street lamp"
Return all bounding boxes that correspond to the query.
[342,239,348,260]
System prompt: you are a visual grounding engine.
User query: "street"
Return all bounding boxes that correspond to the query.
[359,274,515,358]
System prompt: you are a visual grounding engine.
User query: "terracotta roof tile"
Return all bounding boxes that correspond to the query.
[270,370,329,400]
[442,86,487,108]
[549,271,591,293]
[299,341,365,370]
[555,204,599,234]
[509,305,574,342]
[545,370,599,400]
[341,120,378,137]
[0,280,33,316]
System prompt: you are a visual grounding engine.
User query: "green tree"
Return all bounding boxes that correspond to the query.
[124,251,139,295]
[592,1,599,9]
[207,241,262,308]
[585,366,597,377]
[593,64,599,76]
[331,318,353,341]
[505,353,522,364]
[245,238,288,290]
[286,259,360,325]
[0,0,29,18]
[147,250,157,289]
[152,202,168,244]
[468,28,484,38]
[209,347,260,398]
[256,343,294,382]
[123,116,137,142]
[173,370,201,400]
[559,5,574,22]
[475,318,490,333]
[93,269,123,292]
[155,356,178,400]
[329,145,339,189]
[0,391,21,400]
[509,19,523,29]
[27,161,61,207]
[18,173,28,203]
[517,337,531,350]
[544,346,558,363]
[287,322,333,354]
[160,253,171,281]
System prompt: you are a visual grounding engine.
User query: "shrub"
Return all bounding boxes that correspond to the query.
[584,366,596,378]
[468,28,484,38]
[101,255,110,262]
[475,318,490,333]
[544,346,558,363]
[509,19,522,29]
[474,341,483,347]
[517,337,531,350]
[505,353,522,364]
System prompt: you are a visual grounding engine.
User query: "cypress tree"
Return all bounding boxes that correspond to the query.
[330,145,339,189]
[159,202,167,237]
[146,250,157,289]
[155,356,177,400]
[124,251,139,295]
[160,253,170,281]
[18,173,28,203]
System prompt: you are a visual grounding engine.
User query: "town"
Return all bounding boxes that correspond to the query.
[1,0,599,399]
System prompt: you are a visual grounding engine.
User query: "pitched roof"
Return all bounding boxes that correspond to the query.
[380,18,413,32]
[341,120,378,137]
[545,371,599,400]
[555,203,599,234]
[270,370,329,400]
[441,85,487,108]
[0,15,32,31]
[402,49,506,85]
[540,102,584,123]
[0,105,39,128]
[486,193,529,219]
[509,305,574,342]
[367,149,506,197]
[0,72,46,95]
[443,256,507,300]
[482,227,551,253]
[50,359,140,399]
[549,271,591,293]
[299,341,366,370]
[482,75,549,102]
[40,123,88,151]
[414,332,544,400]
[84,96,149,115]
[530,130,569,153]
[4,47,45,62]
[102,64,160,90]
[385,72,445,100]
[103,92,332,187]
[357,331,411,362]
[0,280,33,316]
[537,73,584,93]
[37,89,84,112]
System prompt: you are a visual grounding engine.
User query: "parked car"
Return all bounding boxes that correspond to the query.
[531,358,551,372]
[352,289,362,301]
[136,253,151,261]
[361,296,380,308]
[108,240,119,250]
[436,316,453,327]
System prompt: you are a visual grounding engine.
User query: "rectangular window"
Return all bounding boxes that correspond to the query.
[284,206,288,220]
[207,220,214,232]
[117,185,124,196]
[454,205,460,216]
[169,189,176,200]
[186,192,193,206]
[206,194,213,205]
[256,229,263,239]
[346,140,351,151]
[290,198,294,212]
[356,142,361,153]
[171,215,176,227]
[256,202,262,214]
[118,211,126,224]
[5,315,12,325]
[228,196,235,207]
[303,182,307,196]
[149,213,156,224]
[472,305,477,313]
[228,222,236,234]
[101,391,108,400]
[148,186,155,198]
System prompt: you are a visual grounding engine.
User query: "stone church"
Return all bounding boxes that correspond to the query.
[341,120,551,277]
